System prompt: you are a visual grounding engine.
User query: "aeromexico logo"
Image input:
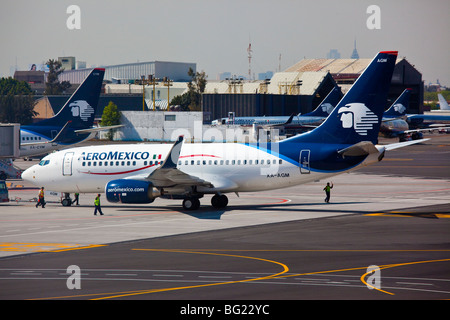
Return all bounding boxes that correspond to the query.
[338,103,379,136]
[70,100,94,121]
[393,103,406,114]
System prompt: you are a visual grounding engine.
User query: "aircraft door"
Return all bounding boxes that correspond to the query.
[62,152,74,176]
[299,150,310,174]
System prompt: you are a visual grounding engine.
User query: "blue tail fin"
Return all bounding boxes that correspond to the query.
[303,86,342,117]
[383,88,410,118]
[283,51,397,145]
[35,68,105,129]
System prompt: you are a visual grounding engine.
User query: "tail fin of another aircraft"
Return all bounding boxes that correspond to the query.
[282,51,397,145]
[384,88,411,117]
[303,86,342,117]
[35,68,105,129]
[438,94,450,110]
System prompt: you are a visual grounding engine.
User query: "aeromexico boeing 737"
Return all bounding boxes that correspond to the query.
[22,51,428,209]
[18,68,121,158]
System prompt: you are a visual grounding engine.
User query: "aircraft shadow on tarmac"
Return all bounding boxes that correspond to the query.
[113,201,371,220]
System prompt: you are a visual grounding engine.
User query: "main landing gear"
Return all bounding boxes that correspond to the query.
[61,193,72,207]
[181,194,229,210]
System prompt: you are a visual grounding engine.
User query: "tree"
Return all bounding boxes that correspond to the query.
[44,59,71,95]
[187,68,207,111]
[0,77,36,124]
[100,101,121,140]
[170,68,207,111]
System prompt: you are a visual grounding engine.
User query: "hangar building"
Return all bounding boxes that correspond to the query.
[202,71,338,123]
[286,56,424,113]
[57,61,196,84]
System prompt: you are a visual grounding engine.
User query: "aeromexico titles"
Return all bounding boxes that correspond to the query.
[22,51,429,210]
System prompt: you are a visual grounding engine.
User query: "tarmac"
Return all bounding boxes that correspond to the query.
[0,134,449,301]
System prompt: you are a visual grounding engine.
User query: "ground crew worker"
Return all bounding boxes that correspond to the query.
[36,187,46,208]
[323,182,333,203]
[94,194,103,215]
[72,192,79,205]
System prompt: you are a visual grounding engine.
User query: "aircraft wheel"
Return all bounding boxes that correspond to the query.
[211,194,228,208]
[182,198,200,210]
[61,198,71,207]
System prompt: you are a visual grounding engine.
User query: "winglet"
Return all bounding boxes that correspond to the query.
[160,135,184,169]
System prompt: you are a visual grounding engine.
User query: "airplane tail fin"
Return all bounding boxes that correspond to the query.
[303,86,342,117]
[281,51,397,145]
[438,94,450,110]
[36,68,105,129]
[384,88,411,117]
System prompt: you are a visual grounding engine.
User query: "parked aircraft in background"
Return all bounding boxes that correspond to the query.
[19,68,107,158]
[23,51,428,209]
[211,86,342,127]
[380,88,450,140]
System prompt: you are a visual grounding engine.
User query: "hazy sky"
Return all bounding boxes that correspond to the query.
[1,0,449,85]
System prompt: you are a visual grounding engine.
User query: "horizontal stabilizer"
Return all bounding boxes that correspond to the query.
[74,124,124,134]
[338,141,379,157]
[383,138,429,151]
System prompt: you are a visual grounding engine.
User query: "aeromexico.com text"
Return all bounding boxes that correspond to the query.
[107,187,145,193]
[81,151,151,161]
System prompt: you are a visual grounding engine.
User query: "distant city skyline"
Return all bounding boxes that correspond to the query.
[1,0,449,85]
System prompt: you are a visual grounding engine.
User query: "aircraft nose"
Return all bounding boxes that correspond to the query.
[21,166,35,182]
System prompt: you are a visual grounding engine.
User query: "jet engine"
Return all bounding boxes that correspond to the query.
[105,179,161,204]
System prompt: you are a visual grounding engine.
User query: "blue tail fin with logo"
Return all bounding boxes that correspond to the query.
[383,88,410,118]
[35,68,105,129]
[303,86,342,117]
[282,51,397,145]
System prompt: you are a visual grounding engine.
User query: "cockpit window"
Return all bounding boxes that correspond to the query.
[39,160,50,166]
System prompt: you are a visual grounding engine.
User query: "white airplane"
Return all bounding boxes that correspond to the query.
[22,51,429,209]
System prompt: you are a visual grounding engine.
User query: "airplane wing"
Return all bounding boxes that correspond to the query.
[74,124,125,134]
[145,136,214,188]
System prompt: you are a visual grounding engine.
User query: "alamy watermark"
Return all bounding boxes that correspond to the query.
[66,5,81,30]
[366,5,381,30]
[366,265,381,290]
[66,265,81,289]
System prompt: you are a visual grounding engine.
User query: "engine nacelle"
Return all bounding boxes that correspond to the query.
[105,179,160,204]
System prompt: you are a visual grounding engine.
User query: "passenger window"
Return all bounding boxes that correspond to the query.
[88,162,91,166]
[82,162,85,166]
[279,160,282,164]
[93,162,97,166]
[127,161,130,166]
[133,161,136,166]
[116,161,119,166]
[121,161,125,166]
[110,161,114,166]
[99,162,102,166]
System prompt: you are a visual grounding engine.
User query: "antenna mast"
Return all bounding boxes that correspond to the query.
[247,41,253,80]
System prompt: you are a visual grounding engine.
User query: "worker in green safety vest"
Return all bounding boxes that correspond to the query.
[94,194,104,215]
[323,182,333,203]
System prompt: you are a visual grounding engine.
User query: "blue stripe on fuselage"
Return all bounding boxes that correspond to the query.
[242,142,368,173]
